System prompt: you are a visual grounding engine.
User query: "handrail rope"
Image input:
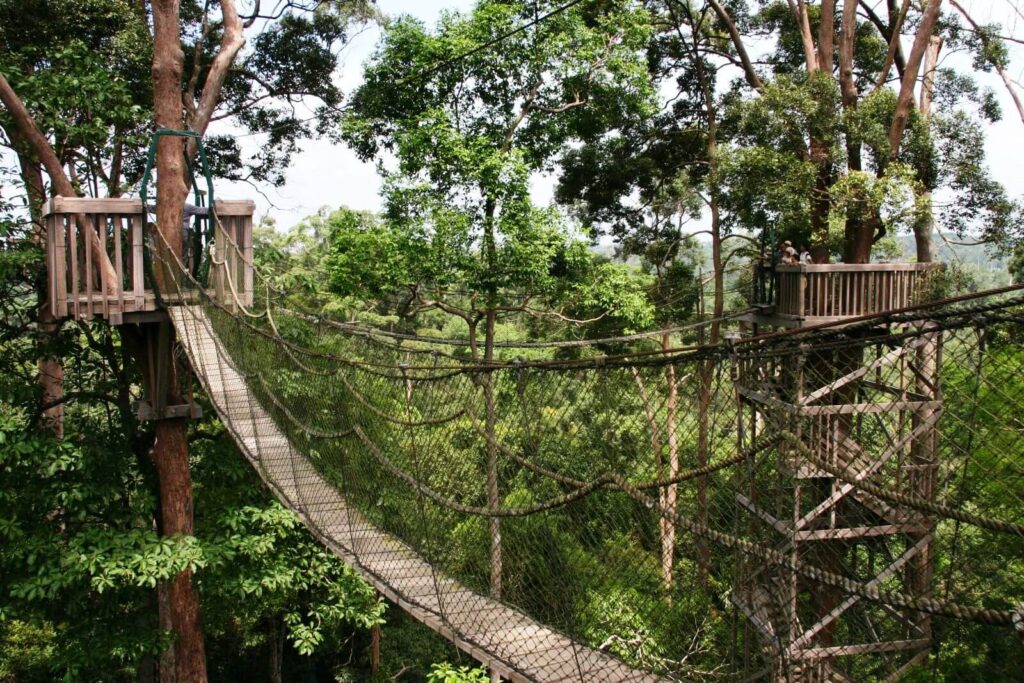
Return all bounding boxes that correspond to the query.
[732,300,1024,362]
[232,331,467,430]
[193,218,1024,360]
[247,308,472,428]
[778,432,1024,536]
[253,374,357,440]
[463,406,779,491]
[204,215,755,351]
[150,228,1024,376]
[336,371,467,427]
[159,234,1024,629]
[308,308,756,350]
[353,425,616,517]
[188,270,1024,374]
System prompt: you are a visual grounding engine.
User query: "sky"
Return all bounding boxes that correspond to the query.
[126,1,1024,236]
[216,0,478,226]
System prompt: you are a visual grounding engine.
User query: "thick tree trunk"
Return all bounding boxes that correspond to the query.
[914,36,942,263]
[816,0,836,72]
[13,142,65,438]
[151,2,208,681]
[268,617,284,683]
[839,0,882,264]
[153,414,206,682]
[158,583,177,683]
[809,137,833,262]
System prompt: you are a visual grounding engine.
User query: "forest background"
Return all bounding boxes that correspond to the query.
[2,0,1024,682]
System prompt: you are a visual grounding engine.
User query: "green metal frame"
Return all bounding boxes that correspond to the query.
[139,128,215,208]
[138,129,219,304]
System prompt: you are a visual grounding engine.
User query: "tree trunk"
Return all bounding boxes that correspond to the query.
[268,617,284,683]
[483,307,501,683]
[153,414,206,682]
[661,333,679,592]
[13,141,65,438]
[158,582,177,683]
[151,2,208,681]
[484,308,501,601]
[809,137,833,262]
[681,0,727,588]
[914,36,942,263]
[370,623,380,677]
[793,1,820,74]
[632,368,668,591]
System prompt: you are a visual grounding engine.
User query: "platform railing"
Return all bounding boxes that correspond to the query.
[44,196,254,324]
[772,263,942,324]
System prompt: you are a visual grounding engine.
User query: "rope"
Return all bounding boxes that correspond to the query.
[143,226,1024,675]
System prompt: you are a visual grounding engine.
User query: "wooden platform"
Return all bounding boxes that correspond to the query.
[169,305,659,683]
[44,197,254,324]
[746,262,941,329]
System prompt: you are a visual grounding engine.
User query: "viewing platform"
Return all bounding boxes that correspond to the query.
[44,196,254,325]
[745,262,942,328]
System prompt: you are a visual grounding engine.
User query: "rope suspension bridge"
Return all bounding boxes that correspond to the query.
[44,197,1024,681]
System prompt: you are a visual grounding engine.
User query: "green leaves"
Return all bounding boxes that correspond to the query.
[339,0,659,318]
[427,662,491,683]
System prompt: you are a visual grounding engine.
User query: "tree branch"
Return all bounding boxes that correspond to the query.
[866,0,909,89]
[0,72,118,291]
[187,0,246,148]
[707,0,763,90]
[791,0,820,73]
[949,0,1024,126]
[888,0,944,160]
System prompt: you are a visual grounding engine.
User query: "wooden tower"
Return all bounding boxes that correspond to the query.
[733,263,942,682]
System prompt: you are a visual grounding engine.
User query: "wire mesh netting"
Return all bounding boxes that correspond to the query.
[147,226,1024,682]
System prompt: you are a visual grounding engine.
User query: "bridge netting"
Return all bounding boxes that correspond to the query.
[148,228,1024,681]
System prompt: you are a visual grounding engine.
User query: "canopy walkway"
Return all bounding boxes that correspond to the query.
[43,198,1024,681]
[170,304,659,682]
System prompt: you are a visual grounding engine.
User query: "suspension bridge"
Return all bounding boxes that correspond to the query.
[43,197,1024,681]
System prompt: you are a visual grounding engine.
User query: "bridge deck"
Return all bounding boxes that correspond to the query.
[169,306,659,683]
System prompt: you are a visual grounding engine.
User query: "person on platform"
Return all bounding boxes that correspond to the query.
[780,240,798,264]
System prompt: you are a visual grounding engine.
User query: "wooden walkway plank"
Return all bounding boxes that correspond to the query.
[169,306,661,683]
